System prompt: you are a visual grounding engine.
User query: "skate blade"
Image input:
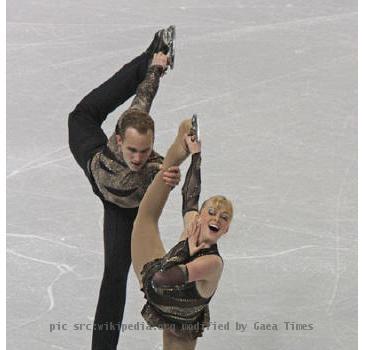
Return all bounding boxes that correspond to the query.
[165,25,175,69]
[192,114,200,142]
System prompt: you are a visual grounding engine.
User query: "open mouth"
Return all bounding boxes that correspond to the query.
[208,224,219,233]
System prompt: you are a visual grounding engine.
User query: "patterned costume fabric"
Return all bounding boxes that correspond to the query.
[90,65,164,208]
[140,239,222,339]
[181,153,201,216]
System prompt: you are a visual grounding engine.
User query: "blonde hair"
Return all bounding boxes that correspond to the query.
[200,195,233,220]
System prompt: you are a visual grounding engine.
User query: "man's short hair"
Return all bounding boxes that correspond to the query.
[115,108,155,138]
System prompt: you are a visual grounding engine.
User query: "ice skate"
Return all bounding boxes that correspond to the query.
[146,25,176,69]
[191,114,200,142]
[164,25,176,69]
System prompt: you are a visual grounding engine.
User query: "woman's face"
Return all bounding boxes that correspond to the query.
[198,198,232,244]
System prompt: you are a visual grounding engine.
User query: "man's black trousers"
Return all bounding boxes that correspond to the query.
[92,202,138,350]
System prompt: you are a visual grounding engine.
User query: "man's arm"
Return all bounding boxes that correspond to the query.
[129,52,167,113]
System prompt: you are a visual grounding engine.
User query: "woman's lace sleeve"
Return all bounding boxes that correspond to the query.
[181,153,201,216]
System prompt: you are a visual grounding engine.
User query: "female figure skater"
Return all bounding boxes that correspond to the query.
[131,118,233,349]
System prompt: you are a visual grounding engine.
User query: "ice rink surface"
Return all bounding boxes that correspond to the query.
[7,0,357,349]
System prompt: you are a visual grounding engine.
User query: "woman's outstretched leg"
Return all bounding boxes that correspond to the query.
[131,118,192,284]
[163,330,197,350]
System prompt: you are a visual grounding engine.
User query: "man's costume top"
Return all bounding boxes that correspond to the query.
[89,65,164,208]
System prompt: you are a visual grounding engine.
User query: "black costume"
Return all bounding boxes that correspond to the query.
[139,151,222,339]
[68,53,164,350]
[141,239,221,338]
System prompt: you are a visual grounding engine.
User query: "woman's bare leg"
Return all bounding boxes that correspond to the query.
[163,330,197,350]
[131,119,192,284]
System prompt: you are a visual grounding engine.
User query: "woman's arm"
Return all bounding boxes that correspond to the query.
[152,265,188,287]
[186,255,223,283]
[151,255,223,288]
[182,152,201,215]
[179,135,202,240]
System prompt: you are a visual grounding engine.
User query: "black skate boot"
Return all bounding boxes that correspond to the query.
[145,25,176,69]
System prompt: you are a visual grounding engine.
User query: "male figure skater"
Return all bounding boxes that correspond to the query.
[68,26,179,350]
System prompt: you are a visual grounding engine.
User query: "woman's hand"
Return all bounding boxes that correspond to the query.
[184,134,201,154]
[187,219,209,256]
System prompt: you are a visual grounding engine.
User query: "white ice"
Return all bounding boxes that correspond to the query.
[7,0,357,349]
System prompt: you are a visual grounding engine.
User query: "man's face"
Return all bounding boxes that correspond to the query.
[116,127,154,171]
